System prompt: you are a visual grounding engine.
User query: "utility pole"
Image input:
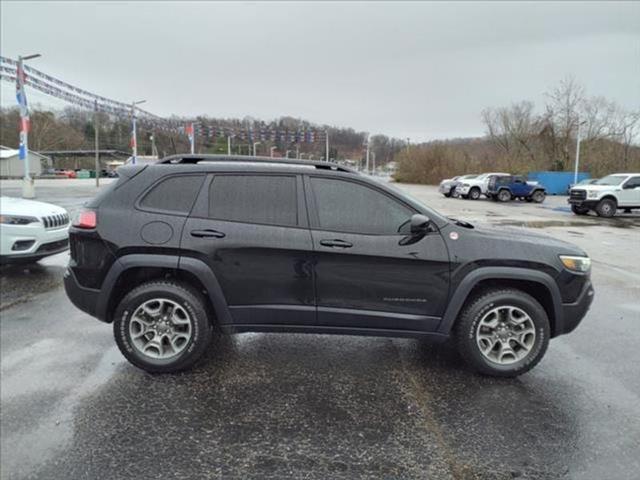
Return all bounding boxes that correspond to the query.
[94,100,100,187]
[227,136,232,155]
[16,53,41,199]
[372,151,376,175]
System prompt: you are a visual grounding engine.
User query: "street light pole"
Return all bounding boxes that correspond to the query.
[574,119,586,185]
[365,136,370,174]
[94,100,100,187]
[325,129,329,162]
[16,53,41,199]
[227,136,232,155]
[130,100,146,164]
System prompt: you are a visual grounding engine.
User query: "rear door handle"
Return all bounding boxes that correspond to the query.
[191,229,226,239]
[320,239,353,248]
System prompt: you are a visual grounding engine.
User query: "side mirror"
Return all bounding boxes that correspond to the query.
[410,214,431,234]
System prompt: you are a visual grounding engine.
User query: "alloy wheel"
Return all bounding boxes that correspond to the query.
[129,298,193,359]
[475,305,536,365]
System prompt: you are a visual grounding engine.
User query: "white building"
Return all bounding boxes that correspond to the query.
[0,146,49,178]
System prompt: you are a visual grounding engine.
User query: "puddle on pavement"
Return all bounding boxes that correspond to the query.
[495,218,640,229]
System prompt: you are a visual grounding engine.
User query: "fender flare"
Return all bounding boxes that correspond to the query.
[437,267,564,336]
[96,254,232,325]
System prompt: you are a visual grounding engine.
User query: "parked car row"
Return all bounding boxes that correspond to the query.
[439,173,547,203]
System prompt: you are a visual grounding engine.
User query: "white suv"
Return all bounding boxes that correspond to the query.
[455,172,509,200]
[0,196,70,263]
[568,173,640,217]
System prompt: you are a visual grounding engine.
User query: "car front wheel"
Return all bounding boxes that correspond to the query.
[596,198,616,218]
[113,280,213,373]
[454,288,550,377]
[469,187,481,200]
[498,189,511,202]
[531,190,546,203]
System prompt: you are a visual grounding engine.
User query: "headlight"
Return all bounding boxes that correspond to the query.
[559,255,591,273]
[587,191,598,199]
[0,215,39,225]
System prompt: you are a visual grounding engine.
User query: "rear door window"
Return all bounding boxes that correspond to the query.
[139,175,205,214]
[208,175,298,226]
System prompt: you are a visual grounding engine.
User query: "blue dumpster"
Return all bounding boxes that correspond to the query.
[527,171,591,195]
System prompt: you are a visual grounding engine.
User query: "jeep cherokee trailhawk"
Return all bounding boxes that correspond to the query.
[65,155,594,377]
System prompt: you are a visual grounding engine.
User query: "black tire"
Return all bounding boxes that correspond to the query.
[571,205,590,215]
[454,288,550,377]
[469,187,481,200]
[531,190,546,203]
[596,198,616,218]
[497,189,511,202]
[113,280,213,373]
[443,192,451,198]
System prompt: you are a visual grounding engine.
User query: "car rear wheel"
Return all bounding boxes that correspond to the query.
[596,198,616,218]
[571,205,590,215]
[498,189,511,202]
[113,280,213,373]
[469,187,481,200]
[454,288,550,377]
[531,190,546,203]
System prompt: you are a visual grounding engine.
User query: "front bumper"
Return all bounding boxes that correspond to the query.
[568,198,598,208]
[0,237,69,263]
[1,222,69,260]
[559,279,594,335]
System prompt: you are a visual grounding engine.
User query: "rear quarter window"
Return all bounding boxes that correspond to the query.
[139,175,205,214]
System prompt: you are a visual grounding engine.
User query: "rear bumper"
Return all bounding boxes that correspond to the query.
[64,267,104,321]
[558,280,594,335]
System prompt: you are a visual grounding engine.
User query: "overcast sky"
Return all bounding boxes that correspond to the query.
[1,1,638,141]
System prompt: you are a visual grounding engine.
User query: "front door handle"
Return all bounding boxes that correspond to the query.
[191,229,226,239]
[320,239,353,248]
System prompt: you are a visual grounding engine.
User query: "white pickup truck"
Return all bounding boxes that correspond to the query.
[568,173,640,217]
[455,172,509,200]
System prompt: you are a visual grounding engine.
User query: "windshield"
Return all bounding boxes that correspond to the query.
[460,174,478,180]
[593,175,625,186]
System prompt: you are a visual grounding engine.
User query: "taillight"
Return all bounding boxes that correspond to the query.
[73,209,97,229]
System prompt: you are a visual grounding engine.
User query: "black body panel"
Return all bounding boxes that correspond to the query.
[64,157,594,343]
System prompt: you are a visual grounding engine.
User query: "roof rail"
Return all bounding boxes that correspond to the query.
[156,154,357,173]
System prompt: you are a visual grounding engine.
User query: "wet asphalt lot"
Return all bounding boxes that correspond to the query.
[1,179,640,479]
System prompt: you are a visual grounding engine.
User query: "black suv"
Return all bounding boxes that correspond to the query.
[64,155,594,377]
